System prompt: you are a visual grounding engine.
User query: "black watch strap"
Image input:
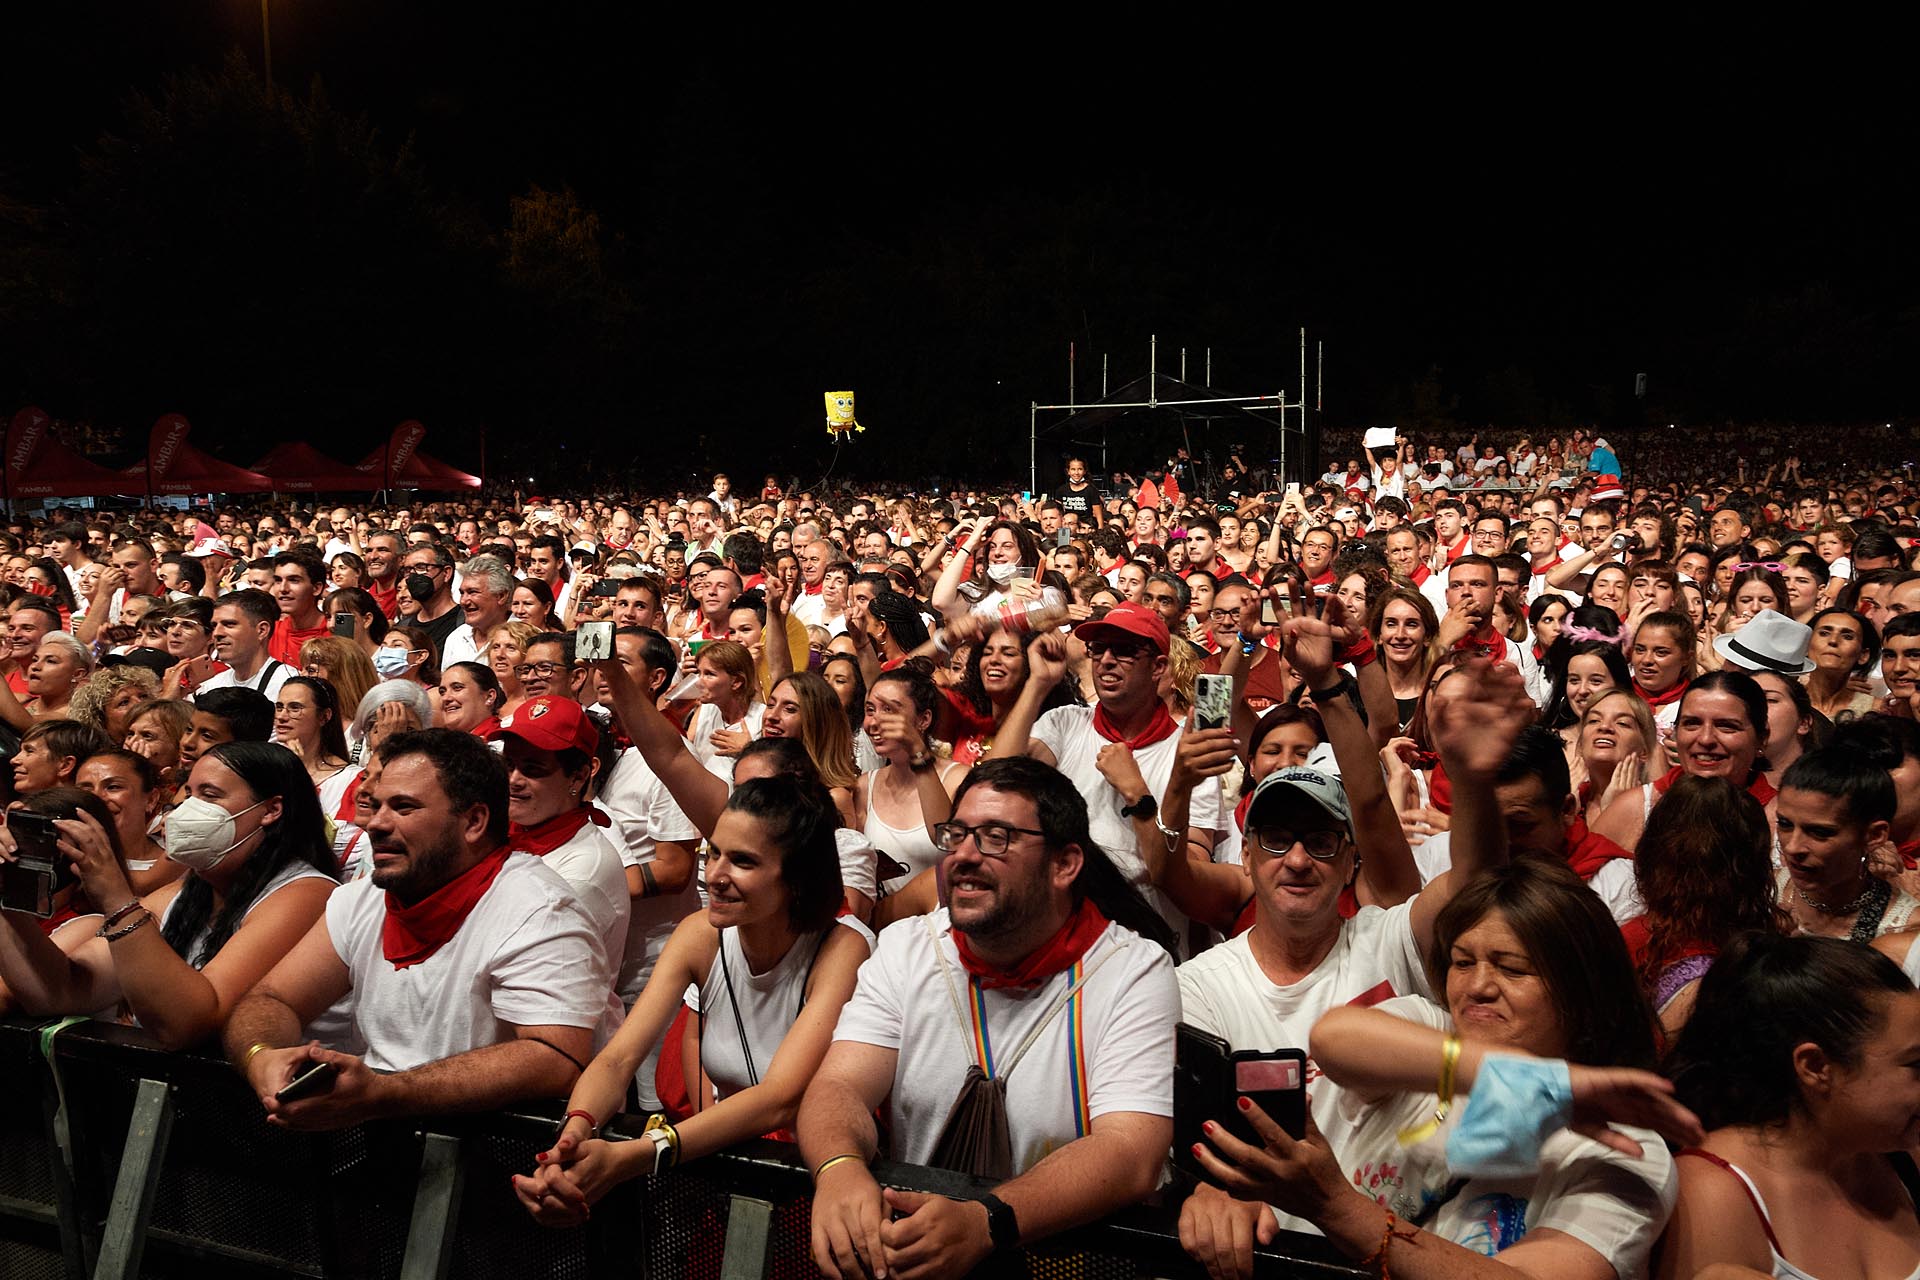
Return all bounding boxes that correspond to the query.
[978,1193,1019,1253]
[1120,792,1157,820]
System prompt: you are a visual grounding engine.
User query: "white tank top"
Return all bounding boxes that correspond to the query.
[696,918,873,1100]
[863,765,958,895]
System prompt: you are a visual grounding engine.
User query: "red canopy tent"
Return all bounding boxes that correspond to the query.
[251,441,382,492]
[353,420,482,490]
[122,415,275,496]
[5,406,146,499]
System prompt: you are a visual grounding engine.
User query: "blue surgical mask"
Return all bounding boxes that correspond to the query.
[373,648,412,678]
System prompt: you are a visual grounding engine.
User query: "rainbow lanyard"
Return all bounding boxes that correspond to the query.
[965,962,1093,1140]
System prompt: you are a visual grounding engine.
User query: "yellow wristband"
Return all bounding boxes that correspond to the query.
[1397,1034,1462,1146]
[813,1153,866,1182]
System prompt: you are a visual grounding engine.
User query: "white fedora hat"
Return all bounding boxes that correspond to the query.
[1713,609,1816,676]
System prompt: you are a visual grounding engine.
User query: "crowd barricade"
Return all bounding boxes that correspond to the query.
[0,1016,1365,1279]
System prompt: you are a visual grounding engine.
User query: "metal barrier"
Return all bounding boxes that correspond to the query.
[0,1017,1365,1279]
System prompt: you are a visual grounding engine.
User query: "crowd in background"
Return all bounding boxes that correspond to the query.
[0,424,1916,1280]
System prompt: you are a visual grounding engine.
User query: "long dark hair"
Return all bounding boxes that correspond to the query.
[951,757,1178,961]
[162,741,336,967]
[1427,856,1660,1070]
[1633,776,1789,993]
[820,652,866,738]
[280,675,349,762]
[1540,638,1633,731]
[722,775,843,934]
[957,626,1085,719]
[1666,933,1914,1133]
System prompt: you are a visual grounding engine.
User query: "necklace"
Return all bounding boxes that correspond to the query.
[1795,876,1891,943]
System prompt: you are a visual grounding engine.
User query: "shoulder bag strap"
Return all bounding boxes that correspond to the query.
[994,940,1121,1081]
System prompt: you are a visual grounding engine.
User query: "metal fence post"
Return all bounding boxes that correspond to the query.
[719,1193,773,1280]
[91,1077,175,1280]
[399,1132,465,1280]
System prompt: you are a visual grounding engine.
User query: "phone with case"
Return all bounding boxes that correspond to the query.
[1174,1024,1307,1180]
[1193,673,1232,732]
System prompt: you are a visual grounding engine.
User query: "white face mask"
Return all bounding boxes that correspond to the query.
[165,796,270,871]
[986,561,1021,586]
[373,648,412,678]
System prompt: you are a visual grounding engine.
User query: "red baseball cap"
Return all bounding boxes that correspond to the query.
[489,696,599,755]
[1073,600,1170,656]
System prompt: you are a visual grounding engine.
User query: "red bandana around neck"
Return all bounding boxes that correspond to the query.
[1634,678,1688,708]
[1898,838,1920,872]
[381,844,513,970]
[953,898,1110,990]
[469,715,502,740]
[1092,701,1180,751]
[1653,765,1777,808]
[1563,815,1633,880]
[509,805,610,857]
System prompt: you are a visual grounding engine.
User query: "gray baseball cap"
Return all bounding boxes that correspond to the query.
[1244,766,1353,834]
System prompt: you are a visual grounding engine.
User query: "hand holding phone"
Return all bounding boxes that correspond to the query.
[275,1059,339,1104]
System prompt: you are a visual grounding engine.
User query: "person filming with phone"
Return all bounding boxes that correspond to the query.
[0,743,334,1049]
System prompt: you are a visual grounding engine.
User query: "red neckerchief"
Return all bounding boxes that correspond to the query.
[335,772,364,822]
[1092,701,1180,751]
[469,715,502,740]
[509,805,610,856]
[1564,815,1633,880]
[1898,838,1920,871]
[1445,535,1470,562]
[952,898,1109,990]
[1452,631,1501,660]
[381,844,512,969]
[802,580,824,596]
[1532,643,1548,662]
[740,573,766,591]
[1653,765,1777,808]
[1410,563,1430,586]
[1634,678,1688,708]
[1307,569,1335,592]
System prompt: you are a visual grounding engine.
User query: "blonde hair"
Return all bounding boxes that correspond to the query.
[696,639,759,705]
[773,671,860,790]
[488,619,541,657]
[69,665,160,734]
[1166,639,1201,716]
[299,635,379,724]
[1582,689,1660,761]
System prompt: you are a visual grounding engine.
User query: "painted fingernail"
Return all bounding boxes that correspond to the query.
[1191,1143,1205,1158]
[535,1152,546,1163]
[1237,1096,1252,1111]
[1201,1121,1215,1135]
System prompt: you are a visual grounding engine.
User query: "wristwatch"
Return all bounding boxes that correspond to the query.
[908,746,934,770]
[978,1193,1020,1253]
[1120,792,1158,821]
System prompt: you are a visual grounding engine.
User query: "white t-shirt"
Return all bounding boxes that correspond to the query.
[441,622,483,670]
[597,749,703,1002]
[686,702,765,782]
[833,909,1178,1174]
[1176,903,1430,1232]
[518,818,633,1045]
[1411,831,1643,925]
[1335,997,1675,1270]
[696,918,874,1101]
[1031,706,1221,945]
[195,657,293,701]
[789,589,829,628]
[325,852,609,1074]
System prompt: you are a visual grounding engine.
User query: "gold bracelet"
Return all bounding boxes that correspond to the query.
[1398,1034,1462,1146]
[813,1153,866,1182]
[242,1042,272,1070]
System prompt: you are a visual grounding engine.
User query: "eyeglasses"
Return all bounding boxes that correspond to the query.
[932,821,1046,857]
[1207,607,1241,623]
[1253,828,1347,860]
[513,661,567,677]
[1085,640,1152,663]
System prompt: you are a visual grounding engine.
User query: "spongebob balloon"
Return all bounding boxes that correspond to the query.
[824,391,865,439]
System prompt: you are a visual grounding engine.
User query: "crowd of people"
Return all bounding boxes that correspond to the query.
[0,436,1917,1280]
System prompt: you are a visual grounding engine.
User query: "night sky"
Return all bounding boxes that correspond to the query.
[5,8,1915,486]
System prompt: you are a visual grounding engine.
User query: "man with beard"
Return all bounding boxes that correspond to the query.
[362,530,403,621]
[225,729,608,1129]
[801,757,1178,1280]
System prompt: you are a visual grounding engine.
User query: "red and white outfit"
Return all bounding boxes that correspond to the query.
[323,851,609,1073]
[508,807,633,1046]
[1176,900,1430,1233]
[1031,705,1220,950]
[832,907,1177,1175]
[789,583,829,628]
[697,917,875,1101]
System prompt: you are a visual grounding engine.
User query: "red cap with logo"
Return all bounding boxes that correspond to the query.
[488,696,599,755]
[1072,600,1170,656]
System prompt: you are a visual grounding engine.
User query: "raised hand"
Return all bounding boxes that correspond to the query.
[1426,659,1533,781]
